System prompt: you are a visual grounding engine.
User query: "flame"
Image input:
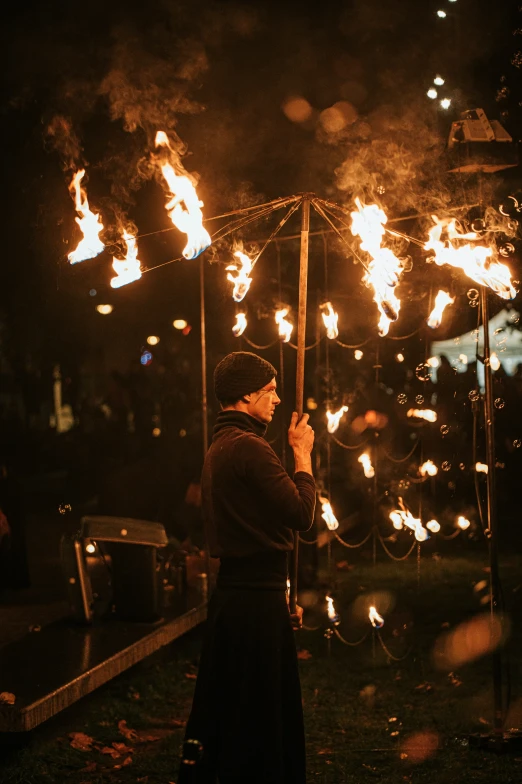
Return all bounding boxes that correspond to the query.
[390,497,429,541]
[320,302,339,339]
[427,290,455,328]
[155,131,211,260]
[369,606,384,628]
[350,198,404,336]
[426,519,441,533]
[275,308,293,342]
[407,408,438,423]
[425,217,516,300]
[475,462,488,474]
[358,452,375,478]
[226,250,253,302]
[457,515,471,530]
[318,495,339,530]
[326,405,348,434]
[490,353,500,371]
[110,231,142,289]
[419,460,438,477]
[232,312,247,337]
[326,595,340,625]
[67,170,105,264]
[354,349,363,360]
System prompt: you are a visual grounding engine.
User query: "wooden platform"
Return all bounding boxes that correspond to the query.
[0,595,207,732]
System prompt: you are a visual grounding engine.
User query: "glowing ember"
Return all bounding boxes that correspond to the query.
[226,249,253,302]
[155,131,211,260]
[350,198,404,336]
[68,170,105,264]
[326,405,348,434]
[390,498,429,541]
[457,515,471,530]
[232,312,247,337]
[475,462,488,474]
[326,595,340,625]
[427,290,455,328]
[426,519,441,533]
[425,217,516,300]
[318,495,339,530]
[419,460,438,477]
[111,231,142,289]
[407,408,438,423]
[358,452,375,478]
[369,606,384,628]
[275,307,293,342]
[320,302,339,339]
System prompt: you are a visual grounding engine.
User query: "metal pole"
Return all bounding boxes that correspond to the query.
[481,286,504,742]
[290,197,310,614]
[200,256,211,592]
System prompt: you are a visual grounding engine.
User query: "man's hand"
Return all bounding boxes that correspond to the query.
[290,604,304,630]
[288,412,314,453]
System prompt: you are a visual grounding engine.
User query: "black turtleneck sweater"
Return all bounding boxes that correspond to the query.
[201,411,316,577]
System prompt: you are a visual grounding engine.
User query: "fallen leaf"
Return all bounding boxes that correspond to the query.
[100,746,122,759]
[317,748,334,755]
[297,649,312,660]
[184,672,197,680]
[0,692,16,705]
[414,682,433,692]
[69,732,95,752]
[123,755,133,766]
[118,719,138,741]
[112,742,134,754]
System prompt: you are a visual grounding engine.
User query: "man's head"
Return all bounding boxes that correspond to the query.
[214,351,280,425]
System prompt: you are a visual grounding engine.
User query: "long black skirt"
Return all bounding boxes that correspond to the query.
[181,587,306,784]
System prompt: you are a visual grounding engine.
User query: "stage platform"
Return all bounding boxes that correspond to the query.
[0,594,207,732]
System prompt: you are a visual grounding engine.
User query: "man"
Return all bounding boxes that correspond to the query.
[180,351,315,784]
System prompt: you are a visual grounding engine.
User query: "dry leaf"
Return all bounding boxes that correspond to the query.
[317,748,333,755]
[69,732,95,752]
[184,672,197,680]
[112,742,134,754]
[0,692,16,705]
[297,649,312,660]
[123,755,133,766]
[118,719,138,741]
[100,746,122,759]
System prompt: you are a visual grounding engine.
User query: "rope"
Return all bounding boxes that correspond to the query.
[333,528,374,549]
[334,628,370,647]
[376,631,413,661]
[330,433,370,451]
[379,439,420,463]
[376,530,417,561]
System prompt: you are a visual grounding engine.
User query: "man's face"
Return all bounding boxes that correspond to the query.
[246,377,281,424]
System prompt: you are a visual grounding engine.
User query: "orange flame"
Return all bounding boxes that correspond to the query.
[326,595,340,624]
[232,312,247,337]
[350,198,403,336]
[407,408,438,423]
[226,250,253,302]
[419,460,438,477]
[425,217,516,300]
[155,131,211,260]
[358,452,375,478]
[369,606,384,627]
[427,289,455,328]
[390,498,428,541]
[68,170,105,264]
[275,307,293,342]
[326,405,348,433]
[457,515,471,530]
[110,231,142,289]
[320,302,339,339]
[426,519,441,532]
[318,495,339,530]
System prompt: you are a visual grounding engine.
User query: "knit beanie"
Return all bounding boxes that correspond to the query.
[214,352,277,403]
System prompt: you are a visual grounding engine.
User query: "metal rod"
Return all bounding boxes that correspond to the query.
[481,286,504,743]
[290,197,310,614]
[200,256,211,588]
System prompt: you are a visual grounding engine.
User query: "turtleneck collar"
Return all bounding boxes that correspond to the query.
[213,410,268,439]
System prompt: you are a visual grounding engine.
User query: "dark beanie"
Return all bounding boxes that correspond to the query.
[214,352,277,403]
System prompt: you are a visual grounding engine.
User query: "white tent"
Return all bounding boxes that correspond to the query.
[430,309,521,390]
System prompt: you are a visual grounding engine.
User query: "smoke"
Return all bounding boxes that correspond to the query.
[44,116,83,171]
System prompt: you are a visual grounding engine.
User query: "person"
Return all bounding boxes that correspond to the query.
[179,351,316,784]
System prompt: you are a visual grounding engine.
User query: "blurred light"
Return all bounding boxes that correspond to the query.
[140,351,153,366]
[96,304,113,315]
[457,515,471,530]
[182,325,192,335]
[434,76,445,86]
[306,397,318,410]
[490,352,500,371]
[458,353,468,365]
[85,542,96,554]
[369,606,384,628]
[419,460,438,477]
[437,9,447,17]
[426,356,439,368]
[396,353,404,362]
[173,319,188,330]
[179,428,187,437]
[426,519,441,533]
[440,98,452,109]
[427,88,438,100]
[147,335,160,346]
[282,96,313,124]
[354,349,363,360]
[326,595,340,625]
[475,462,488,474]
[152,427,161,437]
[89,289,97,297]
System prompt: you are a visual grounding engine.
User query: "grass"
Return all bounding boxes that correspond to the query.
[1,549,522,783]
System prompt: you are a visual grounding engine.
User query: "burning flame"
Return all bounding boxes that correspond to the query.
[369,606,384,628]
[427,290,455,328]
[275,308,293,342]
[318,495,339,530]
[326,405,348,434]
[350,198,404,336]
[68,170,105,264]
[358,452,375,478]
[390,498,429,541]
[407,409,438,423]
[110,231,142,289]
[490,353,500,371]
[226,250,253,302]
[232,313,247,337]
[475,462,488,474]
[320,302,339,339]
[426,519,441,533]
[326,595,340,625]
[419,460,438,477]
[155,131,211,260]
[425,217,516,300]
[457,515,471,530]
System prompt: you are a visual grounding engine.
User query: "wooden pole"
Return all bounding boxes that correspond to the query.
[200,256,211,592]
[289,197,310,614]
